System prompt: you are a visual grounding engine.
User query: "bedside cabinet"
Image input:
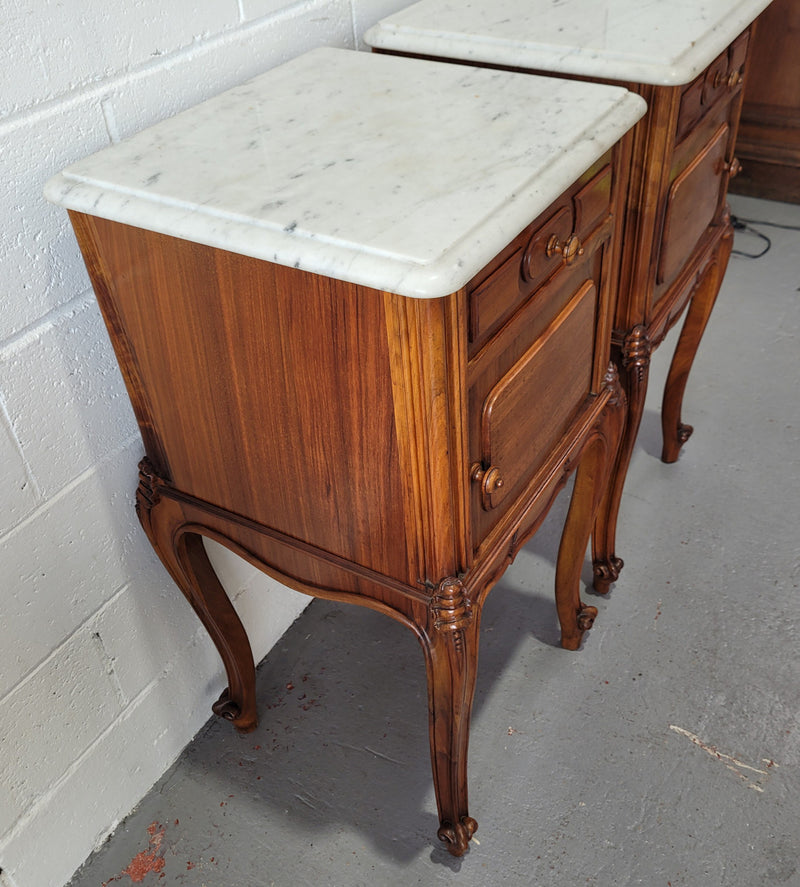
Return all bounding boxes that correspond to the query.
[46,48,644,855]
[367,0,773,593]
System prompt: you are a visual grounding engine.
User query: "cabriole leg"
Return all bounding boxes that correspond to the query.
[592,335,647,593]
[661,224,733,463]
[560,369,625,648]
[136,459,258,733]
[419,579,480,856]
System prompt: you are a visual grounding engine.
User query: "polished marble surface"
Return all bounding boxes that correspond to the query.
[45,47,644,299]
[365,0,774,86]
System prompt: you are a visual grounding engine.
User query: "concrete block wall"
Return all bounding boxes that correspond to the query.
[0,2,409,885]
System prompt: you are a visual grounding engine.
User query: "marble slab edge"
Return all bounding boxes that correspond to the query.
[44,49,646,300]
[364,0,774,87]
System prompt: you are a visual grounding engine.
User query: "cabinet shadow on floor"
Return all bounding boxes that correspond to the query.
[166,572,566,868]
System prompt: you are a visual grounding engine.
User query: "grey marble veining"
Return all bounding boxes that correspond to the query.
[365,0,773,87]
[45,47,645,299]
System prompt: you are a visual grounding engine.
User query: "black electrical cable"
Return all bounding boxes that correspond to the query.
[731,215,771,258]
[730,213,800,259]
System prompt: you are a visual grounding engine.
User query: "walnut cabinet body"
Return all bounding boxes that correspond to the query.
[595,30,749,577]
[379,26,751,591]
[69,143,630,855]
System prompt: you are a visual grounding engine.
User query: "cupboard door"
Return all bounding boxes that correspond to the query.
[471,278,596,517]
[657,123,729,286]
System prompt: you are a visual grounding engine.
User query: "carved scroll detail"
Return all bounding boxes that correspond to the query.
[602,362,627,408]
[576,604,598,632]
[212,687,242,723]
[135,457,163,517]
[593,556,625,589]
[438,816,479,854]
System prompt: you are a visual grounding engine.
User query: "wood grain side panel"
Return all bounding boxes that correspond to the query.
[70,211,172,478]
[611,83,679,332]
[384,292,470,583]
[77,216,413,581]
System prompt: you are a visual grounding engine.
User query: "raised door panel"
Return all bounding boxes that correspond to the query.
[470,276,597,539]
[657,123,729,287]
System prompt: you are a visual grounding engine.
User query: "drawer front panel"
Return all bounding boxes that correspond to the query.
[573,164,613,240]
[472,278,596,515]
[657,123,729,286]
[521,205,574,295]
[676,30,749,144]
[469,205,572,350]
[702,52,731,110]
[676,76,705,144]
[468,160,612,353]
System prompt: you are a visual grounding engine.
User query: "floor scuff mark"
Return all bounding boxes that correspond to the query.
[669,725,778,792]
[363,745,405,765]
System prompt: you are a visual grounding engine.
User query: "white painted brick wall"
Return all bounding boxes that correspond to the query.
[0,1,411,885]
[1,295,140,499]
[1,0,240,117]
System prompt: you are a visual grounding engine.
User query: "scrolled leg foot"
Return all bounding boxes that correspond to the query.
[662,421,694,463]
[557,381,622,651]
[576,603,598,632]
[592,554,625,595]
[211,687,256,733]
[437,816,478,856]
[561,602,599,651]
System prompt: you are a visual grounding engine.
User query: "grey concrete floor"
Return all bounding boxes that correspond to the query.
[67,195,799,887]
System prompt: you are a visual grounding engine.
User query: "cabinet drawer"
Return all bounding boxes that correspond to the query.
[573,163,613,241]
[658,123,729,285]
[468,160,612,352]
[471,278,596,514]
[676,76,706,144]
[676,30,750,144]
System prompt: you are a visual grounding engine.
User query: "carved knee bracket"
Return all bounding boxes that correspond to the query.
[621,325,651,383]
[431,578,473,635]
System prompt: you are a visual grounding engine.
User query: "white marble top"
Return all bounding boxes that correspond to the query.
[45,48,644,299]
[365,0,773,87]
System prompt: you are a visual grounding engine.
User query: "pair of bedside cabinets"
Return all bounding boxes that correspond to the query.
[46,0,770,858]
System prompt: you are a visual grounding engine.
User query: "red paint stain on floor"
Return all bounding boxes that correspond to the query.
[103,821,167,884]
[122,822,166,882]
